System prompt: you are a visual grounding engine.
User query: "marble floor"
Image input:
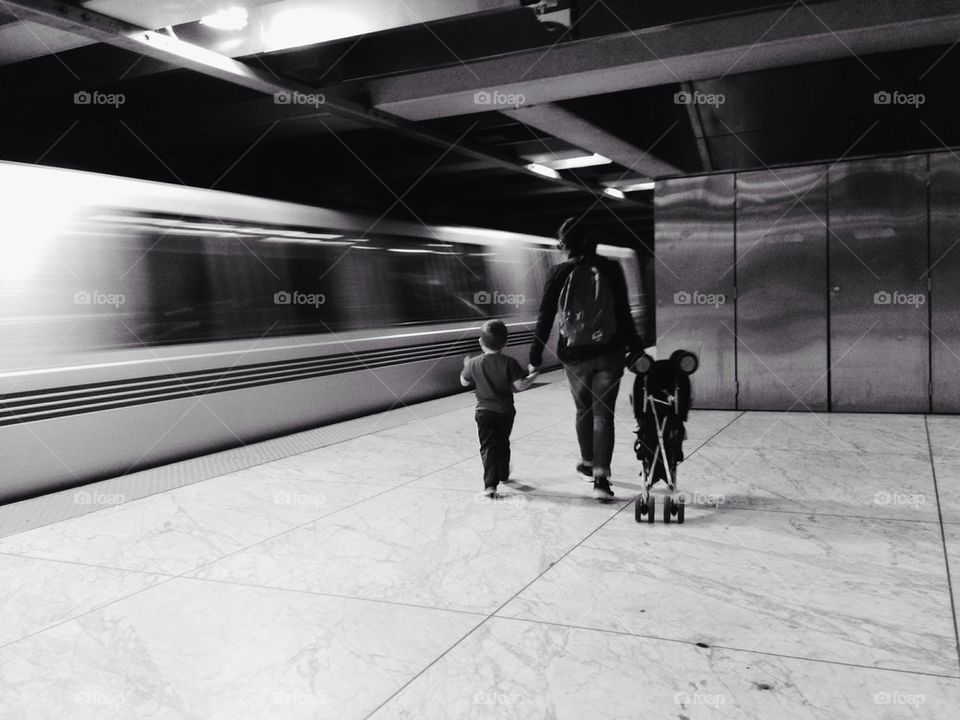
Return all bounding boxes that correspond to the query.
[1,371,959,719]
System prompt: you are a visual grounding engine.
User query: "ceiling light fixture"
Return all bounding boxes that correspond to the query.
[543,153,611,170]
[616,181,656,193]
[199,7,249,31]
[604,187,626,200]
[526,163,560,180]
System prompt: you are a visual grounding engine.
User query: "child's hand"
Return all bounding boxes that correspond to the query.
[463,354,471,367]
[527,364,539,375]
[527,368,540,379]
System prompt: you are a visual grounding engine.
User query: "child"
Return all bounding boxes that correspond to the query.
[461,319,539,497]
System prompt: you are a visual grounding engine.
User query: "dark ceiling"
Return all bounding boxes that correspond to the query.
[0,0,957,254]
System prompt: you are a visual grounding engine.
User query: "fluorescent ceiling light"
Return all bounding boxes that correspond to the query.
[604,187,626,200]
[543,153,611,170]
[616,181,656,192]
[200,7,249,31]
[526,163,560,180]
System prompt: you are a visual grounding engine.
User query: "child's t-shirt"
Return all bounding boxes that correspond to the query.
[463,353,527,415]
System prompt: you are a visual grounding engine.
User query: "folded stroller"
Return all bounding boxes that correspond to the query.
[630,350,698,524]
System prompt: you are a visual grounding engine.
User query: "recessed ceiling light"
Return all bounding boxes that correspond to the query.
[543,153,612,170]
[616,181,656,192]
[603,187,626,200]
[199,7,248,31]
[526,163,560,180]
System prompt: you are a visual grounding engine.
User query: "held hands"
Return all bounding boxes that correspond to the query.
[463,354,472,367]
[527,364,540,377]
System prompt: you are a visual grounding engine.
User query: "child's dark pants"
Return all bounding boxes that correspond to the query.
[475,410,515,489]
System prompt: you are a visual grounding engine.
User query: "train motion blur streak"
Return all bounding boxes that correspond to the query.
[0,161,645,503]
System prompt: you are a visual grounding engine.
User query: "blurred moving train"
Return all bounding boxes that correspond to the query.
[0,161,646,503]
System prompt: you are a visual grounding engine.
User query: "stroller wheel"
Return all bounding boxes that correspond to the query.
[634,497,644,523]
[648,495,655,523]
[677,495,685,524]
[662,495,672,524]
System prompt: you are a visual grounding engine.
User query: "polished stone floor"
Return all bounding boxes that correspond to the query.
[1,371,958,719]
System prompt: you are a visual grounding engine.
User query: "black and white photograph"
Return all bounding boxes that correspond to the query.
[0,1,958,717]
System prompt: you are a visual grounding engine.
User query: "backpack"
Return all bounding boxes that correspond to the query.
[557,259,617,347]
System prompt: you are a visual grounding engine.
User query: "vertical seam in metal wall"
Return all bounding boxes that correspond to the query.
[733,172,739,411]
[825,165,832,413]
[927,152,934,414]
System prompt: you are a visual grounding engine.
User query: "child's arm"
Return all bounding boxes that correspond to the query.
[512,368,539,392]
[460,355,473,387]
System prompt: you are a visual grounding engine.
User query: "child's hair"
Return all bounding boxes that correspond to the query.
[480,319,508,351]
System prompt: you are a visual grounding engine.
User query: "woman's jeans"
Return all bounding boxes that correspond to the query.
[563,350,625,477]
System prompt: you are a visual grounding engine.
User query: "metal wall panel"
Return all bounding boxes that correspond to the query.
[736,166,828,410]
[930,152,960,413]
[828,155,928,412]
[654,174,736,408]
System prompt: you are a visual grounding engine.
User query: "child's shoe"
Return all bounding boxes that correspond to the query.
[576,461,594,482]
[483,486,497,498]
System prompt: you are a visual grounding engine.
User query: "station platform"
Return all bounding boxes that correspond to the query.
[1,370,959,718]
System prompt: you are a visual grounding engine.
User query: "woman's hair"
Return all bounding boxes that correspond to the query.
[557,217,597,257]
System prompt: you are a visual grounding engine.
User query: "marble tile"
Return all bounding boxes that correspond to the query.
[708,412,929,456]
[679,445,938,521]
[0,473,385,575]
[271,433,472,486]
[927,416,960,460]
[0,578,480,720]
[942,523,960,641]
[191,486,625,613]
[499,508,957,675]
[371,617,960,720]
[932,454,960,524]
[0,554,166,647]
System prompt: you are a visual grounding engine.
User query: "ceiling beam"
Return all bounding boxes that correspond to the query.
[366,0,960,120]
[5,0,646,208]
[502,103,679,179]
